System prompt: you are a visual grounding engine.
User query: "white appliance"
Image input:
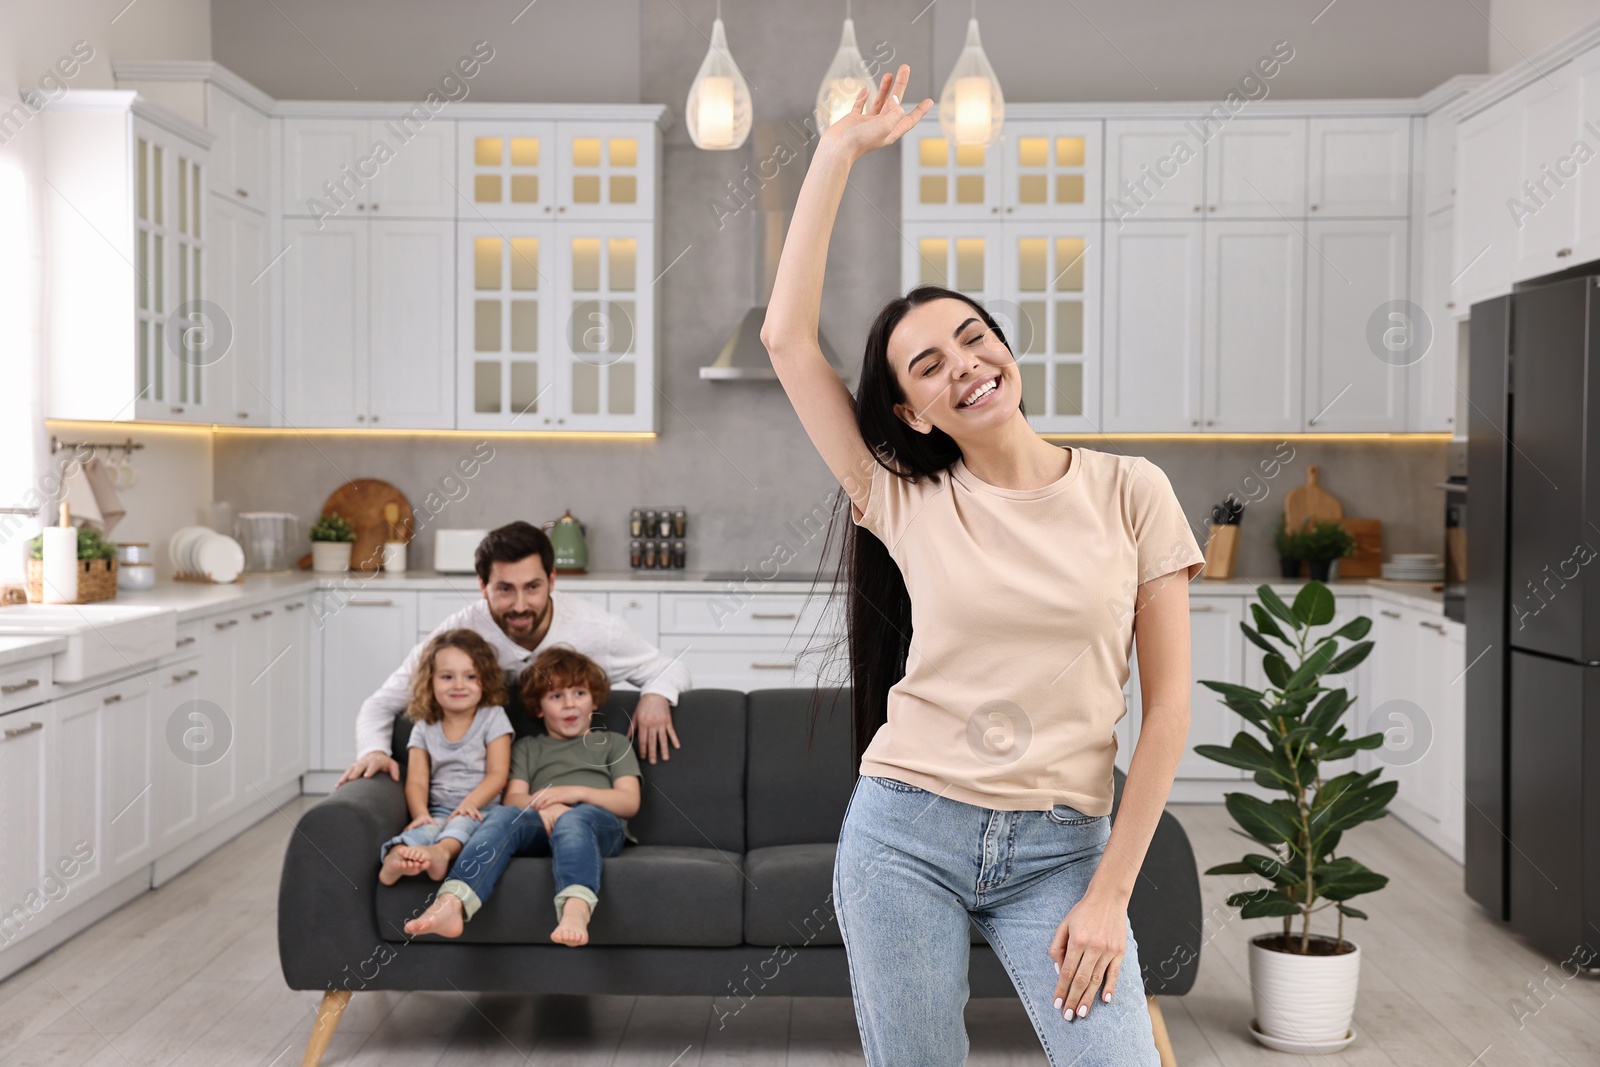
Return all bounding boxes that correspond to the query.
[434,529,488,574]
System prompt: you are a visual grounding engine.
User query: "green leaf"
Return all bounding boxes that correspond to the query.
[1283,640,1340,692]
[1194,743,1274,774]
[1263,653,1292,689]
[1317,871,1389,900]
[1243,852,1296,885]
[1226,793,1300,848]
[1293,581,1336,627]
[1305,689,1351,736]
[1335,904,1369,920]
[1325,640,1373,674]
[1239,892,1302,919]
[1329,616,1373,641]
[1240,624,1279,657]
[1257,585,1302,631]
[1251,603,1291,644]
[1205,862,1259,876]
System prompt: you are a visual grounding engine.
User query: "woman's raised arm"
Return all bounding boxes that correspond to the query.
[760,65,931,517]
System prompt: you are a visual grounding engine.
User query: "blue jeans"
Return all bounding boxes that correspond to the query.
[378,801,500,864]
[439,802,626,923]
[833,776,1160,1067]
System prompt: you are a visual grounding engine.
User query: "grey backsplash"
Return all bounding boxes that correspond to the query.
[213,0,1455,581]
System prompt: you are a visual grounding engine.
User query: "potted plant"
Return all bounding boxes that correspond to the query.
[309,513,356,573]
[1300,519,1356,582]
[1195,581,1391,1051]
[1271,514,1304,579]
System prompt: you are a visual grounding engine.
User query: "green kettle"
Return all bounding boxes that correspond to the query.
[545,510,589,574]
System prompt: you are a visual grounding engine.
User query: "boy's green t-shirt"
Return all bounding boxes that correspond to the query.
[510,730,643,843]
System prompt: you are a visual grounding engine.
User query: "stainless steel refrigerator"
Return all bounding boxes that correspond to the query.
[1467,275,1600,965]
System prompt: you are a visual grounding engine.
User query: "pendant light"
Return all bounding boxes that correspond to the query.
[814,1,873,132]
[685,1,752,151]
[938,2,1005,147]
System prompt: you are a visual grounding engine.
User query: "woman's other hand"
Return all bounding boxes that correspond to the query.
[818,64,932,163]
[1048,887,1129,1021]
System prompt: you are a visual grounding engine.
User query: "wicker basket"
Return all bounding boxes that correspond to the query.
[26,558,119,604]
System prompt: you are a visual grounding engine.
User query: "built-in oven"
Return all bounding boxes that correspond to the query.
[1443,438,1467,624]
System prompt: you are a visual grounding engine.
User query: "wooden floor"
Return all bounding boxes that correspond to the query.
[1,797,1596,1066]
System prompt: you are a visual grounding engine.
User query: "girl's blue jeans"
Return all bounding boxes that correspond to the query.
[833,775,1161,1067]
[378,801,500,864]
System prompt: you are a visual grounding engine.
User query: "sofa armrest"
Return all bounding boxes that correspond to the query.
[277,777,408,991]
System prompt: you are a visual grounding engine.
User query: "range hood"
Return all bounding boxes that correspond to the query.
[700,120,846,381]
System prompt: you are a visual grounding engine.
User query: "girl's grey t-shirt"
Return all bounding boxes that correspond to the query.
[408,705,514,809]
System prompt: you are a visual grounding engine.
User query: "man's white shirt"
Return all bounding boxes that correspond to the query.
[353,588,691,758]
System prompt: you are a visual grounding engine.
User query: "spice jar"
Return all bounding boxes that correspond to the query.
[657,541,671,568]
[629,508,643,537]
[644,510,658,538]
[657,514,672,538]
[629,539,642,568]
[671,539,686,569]
[673,509,687,537]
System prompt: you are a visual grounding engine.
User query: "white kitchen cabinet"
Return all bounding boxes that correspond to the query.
[1202,220,1304,432]
[1439,621,1466,856]
[1423,108,1459,215]
[316,591,418,771]
[0,702,53,946]
[1000,221,1100,432]
[1412,207,1460,432]
[195,613,241,823]
[418,590,477,635]
[458,120,557,219]
[153,657,202,856]
[282,218,454,428]
[1513,62,1581,280]
[554,122,658,220]
[1104,119,1207,220]
[206,194,273,424]
[459,119,658,222]
[234,607,275,802]
[1204,118,1307,218]
[554,221,656,431]
[610,592,659,647]
[458,221,557,430]
[1570,48,1600,267]
[268,598,311,786]
[562,591,611,612]
[903,221,1003,298]
[657,591,840,691]
[53,677,154,902]
[1308,116,1411,217]
[283,116,456,219]
[1454,94,1524,312]
[1103,220,1204,431]
[902,122,1006,220]
[1304,218,1409,432]
[1125,597,1246,781]
[206,82,269,209]
[999,120,1100,220]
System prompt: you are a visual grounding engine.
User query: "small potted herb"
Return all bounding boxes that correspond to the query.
[1301,520,1356,582]
[1271,514,1304,579]
[309,513,356,573]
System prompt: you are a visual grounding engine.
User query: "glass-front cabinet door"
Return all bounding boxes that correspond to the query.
[901,222,1003,299]
[554,222,654,431]
[134,120,210,423]
[555,122,655,220]
[901,120,1005,220]
[1001,222,1100,433]
[1002,121,1101,221]
[457,222,556,429]
[457,121,556,220]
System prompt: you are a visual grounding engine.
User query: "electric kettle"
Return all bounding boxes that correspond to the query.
[543,510,589,574]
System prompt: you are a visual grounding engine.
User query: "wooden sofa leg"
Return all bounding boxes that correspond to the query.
[1147,994,1177,1067]
[302,989,352,1067]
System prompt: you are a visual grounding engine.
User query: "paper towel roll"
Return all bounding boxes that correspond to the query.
[42,525,78,604]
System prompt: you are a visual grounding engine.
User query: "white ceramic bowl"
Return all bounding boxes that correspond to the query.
[117,562,156,591]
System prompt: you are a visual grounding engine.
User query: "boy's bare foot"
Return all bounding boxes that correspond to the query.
[551,897,591,946]
[404,893,465,938]
[378,845,429,886]
[414,841,461,881]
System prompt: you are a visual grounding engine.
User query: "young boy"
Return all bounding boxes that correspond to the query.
[404,647,642,946]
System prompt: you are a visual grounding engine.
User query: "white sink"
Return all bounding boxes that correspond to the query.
[0,603,177,682]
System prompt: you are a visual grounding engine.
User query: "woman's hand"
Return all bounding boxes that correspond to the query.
[1048,888,1129,1021]
[449,802,484,822]
[537,802,571,835]
[818,64,932,164]
[403,813,437,831]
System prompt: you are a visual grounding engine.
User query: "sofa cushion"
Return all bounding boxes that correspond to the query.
[745,688,856,849]
[744,844,985,948]
[378,844,744,946]
[391,687,748,852]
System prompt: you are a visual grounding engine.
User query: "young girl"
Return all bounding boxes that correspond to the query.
[761,66,1203,1066]
[403,646,641,947]
[377,629,514,885]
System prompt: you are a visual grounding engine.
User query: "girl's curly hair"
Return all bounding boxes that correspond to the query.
[406,629,506,724]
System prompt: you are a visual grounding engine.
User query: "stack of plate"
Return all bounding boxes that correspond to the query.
[1381,553,1445,583]
[168,525,246,583]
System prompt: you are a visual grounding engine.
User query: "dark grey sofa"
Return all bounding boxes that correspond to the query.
[278,688,1201,1063]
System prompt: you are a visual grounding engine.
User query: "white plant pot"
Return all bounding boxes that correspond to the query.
[311,541,353,573]
[1249,933,1360,1046]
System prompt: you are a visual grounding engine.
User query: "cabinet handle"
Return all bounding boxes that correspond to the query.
[237,411,250,419]
[1310,203,1319,211]
[1419,620,1445,633]
[1208,204,1216,212]
[558,205,566,213]
[1445,302,1455,308]
[347,598,394,607]
[1205,419,1215,426]
[1189,604,1214,612]
[172,669,199,682]
[1005,206,1014,213]
[103,693,123,705]
[357,414,366,422]
[1192,205,1201,212]
[252,609,274,620]
[357,204,366,210]
[1191,418,1200,426]
[171,406,184,414]
[1380,609,1401,619]
[1,679,39,695]
[214,619,239,630]
[750,662,797,670]
[1557,247,1573,258]
[176,636,197,647]
[371,415,380,423]
[285,602,305,612]
[371,203,379,211]
[627,600,641,609]
[751,612,797,620]
[3,721,43,739]
[544,205,552,213]
[236,187,249,198]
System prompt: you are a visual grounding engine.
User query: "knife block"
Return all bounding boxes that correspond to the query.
[1201,524,1239,580]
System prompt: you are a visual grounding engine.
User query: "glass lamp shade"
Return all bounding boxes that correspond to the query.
[686,17,753,150]
[938,17,1005,146]
[814,17,874,132]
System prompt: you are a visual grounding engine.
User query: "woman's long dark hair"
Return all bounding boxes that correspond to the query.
[804,286,1022,766]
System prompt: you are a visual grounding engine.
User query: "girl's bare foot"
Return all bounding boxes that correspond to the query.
[414,841,461,881]
[551,897,591,946]
[378,845,429,885]
[403,893,465,938]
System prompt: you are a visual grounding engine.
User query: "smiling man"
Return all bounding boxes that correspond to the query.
[336,521,691,787]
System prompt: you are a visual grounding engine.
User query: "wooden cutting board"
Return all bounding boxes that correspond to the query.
[319,479,413,574]
[1285,465,1343,533]
[1331,518,1383,578]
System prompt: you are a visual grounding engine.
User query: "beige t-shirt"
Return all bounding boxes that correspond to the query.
[850,445,1206,816]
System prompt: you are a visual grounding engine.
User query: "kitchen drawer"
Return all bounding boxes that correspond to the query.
[609,592,658,646]
[657,634,840,691]
[659,591,836,636]
[418,590,476,636]
[0,657,53,714]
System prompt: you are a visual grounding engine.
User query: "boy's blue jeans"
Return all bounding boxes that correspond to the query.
[378,801,500,864]
[439,802,626,923]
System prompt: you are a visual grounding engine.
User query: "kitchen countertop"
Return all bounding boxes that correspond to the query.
[0,633,69,670]
[69,569,1450,622]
